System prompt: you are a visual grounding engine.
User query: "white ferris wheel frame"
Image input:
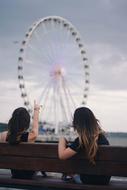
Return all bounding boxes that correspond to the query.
[17,16,90,133]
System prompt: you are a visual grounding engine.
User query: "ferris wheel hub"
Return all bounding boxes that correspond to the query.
[50,65,66,80]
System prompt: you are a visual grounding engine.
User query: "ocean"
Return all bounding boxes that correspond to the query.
[37,132,127,146]
[107,133,127,146]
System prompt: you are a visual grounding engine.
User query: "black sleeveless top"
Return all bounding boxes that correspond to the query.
[10,132,35,179]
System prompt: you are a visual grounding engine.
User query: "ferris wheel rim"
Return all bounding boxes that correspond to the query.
[17,16,90,119]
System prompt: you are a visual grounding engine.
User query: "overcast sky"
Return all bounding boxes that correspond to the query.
[0,0,127,132]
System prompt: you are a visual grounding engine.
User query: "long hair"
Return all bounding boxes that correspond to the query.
[73,107,103,164]
[7,107,30,145]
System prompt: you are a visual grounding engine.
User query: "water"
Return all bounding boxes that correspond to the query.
[107,133,127,146]
[37,132,127,146]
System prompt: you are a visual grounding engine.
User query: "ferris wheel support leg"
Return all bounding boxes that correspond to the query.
[70,127,74,132]
[54,123,59,135]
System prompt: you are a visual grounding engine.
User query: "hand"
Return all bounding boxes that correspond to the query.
[34,100,42,112]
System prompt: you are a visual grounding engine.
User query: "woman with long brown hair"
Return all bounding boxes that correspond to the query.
[58,107,111,185]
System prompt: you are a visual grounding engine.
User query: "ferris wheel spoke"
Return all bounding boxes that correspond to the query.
[32,31,57,64]
[40,25,59,65]
[24,58,48,71]
[33,23,56,64]
[67,72,85,79]
[66,76,85,90]
[54,23,68,59]
[53,83,58,132]
[62,78,77,109]
[58,85,70,123]
[38,80,52,104]
[40,87,52,115]
[68,76,89,88]
[64,77,88,104]
[27,44,54,66]
[40,42,56,66]
[46,25,60,62]
[61,78,75,118]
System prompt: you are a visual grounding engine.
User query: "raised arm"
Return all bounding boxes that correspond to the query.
[58,137,76,160]
[28,100,41,142]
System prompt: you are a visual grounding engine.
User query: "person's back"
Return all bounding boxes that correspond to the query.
[75,134,110,185]
[0,101,41,179]
[9,131,35,179]
[58,107,111,185]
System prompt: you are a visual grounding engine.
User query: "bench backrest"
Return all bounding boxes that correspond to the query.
[0,142,127,177]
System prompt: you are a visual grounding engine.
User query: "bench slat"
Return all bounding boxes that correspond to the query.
[0,143,127,161]
[0,176,127,190]
[0,156,127,176]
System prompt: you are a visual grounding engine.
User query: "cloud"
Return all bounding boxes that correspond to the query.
[87,43,127,90]
[0,0,127,131]
[0,80,23,123]
[87,89,127,132]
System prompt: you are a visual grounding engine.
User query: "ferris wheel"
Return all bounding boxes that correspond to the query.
[18,16,90,134]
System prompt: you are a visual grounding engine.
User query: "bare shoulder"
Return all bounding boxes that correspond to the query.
[0,131,8,142]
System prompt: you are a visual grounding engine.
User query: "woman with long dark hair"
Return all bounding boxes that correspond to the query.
[58,107,111,185]
[0,100,41,179]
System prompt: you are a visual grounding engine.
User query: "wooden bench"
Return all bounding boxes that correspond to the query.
[0,142,127,190]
